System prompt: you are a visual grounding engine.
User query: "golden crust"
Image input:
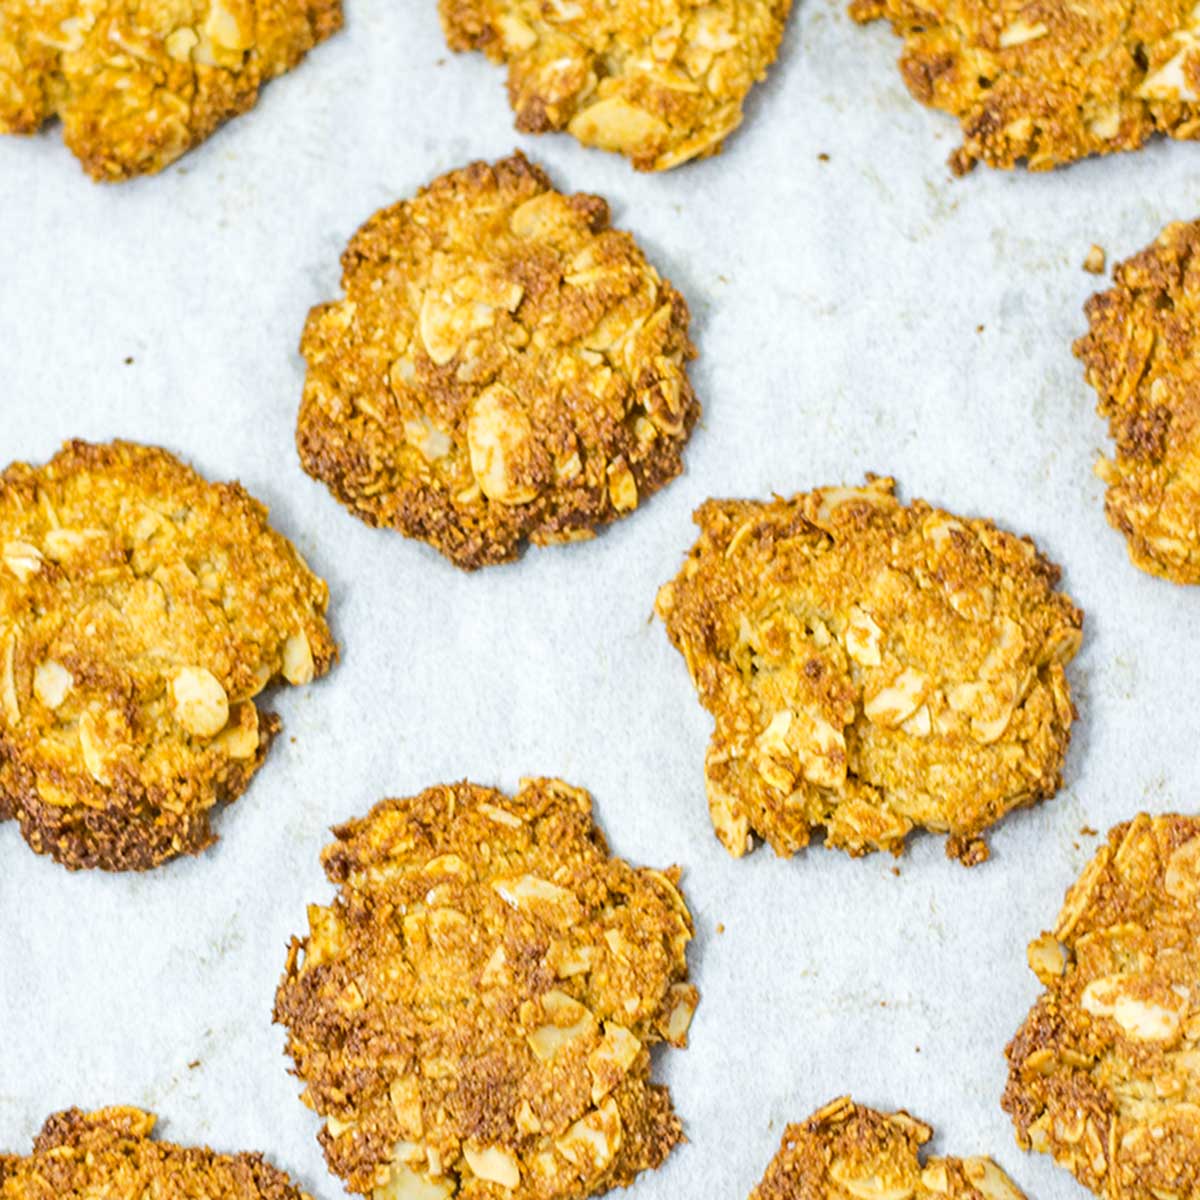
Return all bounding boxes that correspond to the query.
[297,153,699,570]
[0,1106,311,1199]
[1076,221,1200,584]
[851,0,1200,172]
[273,777,698,1200]
[438,0,792,171]
[1003,813,1200,1200]
[655,477,1083,864]
[749,1097,1026,1200]
[0,0,342,181]
[0,439,336,871]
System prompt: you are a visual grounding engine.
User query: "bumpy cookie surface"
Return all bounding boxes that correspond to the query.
[655,478,1082,864]
[274,777,698,1200]
[0,1107,310,1199]
[1004,813,1200,1200]
[0,0,341,180]
[1076,221,1200,583]
[297,154,698,569]
[0,440,336,870]
[750,1097,1025,1200]
[438,0,792,170]
[852,0,1200,172]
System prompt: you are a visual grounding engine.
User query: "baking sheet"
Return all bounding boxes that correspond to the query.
[1,4,1197,1197]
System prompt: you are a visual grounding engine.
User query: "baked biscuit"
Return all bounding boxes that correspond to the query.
[1076,221,1200,584]
[1003,813,1200,1200]
[0,0,341,181]
[274,777,698,1200]
[655,478,1082,864]
[0,1106,310,1199]
[750,1097,1026,1200]
[0,439,336,871]
[851,0,1200,173]
[438,0,792,171]
[297,153,699,569]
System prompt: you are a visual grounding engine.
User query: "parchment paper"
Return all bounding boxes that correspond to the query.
[1,5,1196,1197]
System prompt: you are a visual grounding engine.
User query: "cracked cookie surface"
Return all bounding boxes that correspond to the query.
[851,0,1200,172]
[0,0,341,180]
[0,1107,310,1199]
[749,1097,1026,1200]
[1004,813,1200,1200]
[297,153,699,569]
[0,439,336,871]
[438,0,792,171]
[1076,220,1200,583]
[655,477,1082,864]
[274,777,698,1200]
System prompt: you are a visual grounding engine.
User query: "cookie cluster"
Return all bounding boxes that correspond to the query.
[4,0,1199,1196]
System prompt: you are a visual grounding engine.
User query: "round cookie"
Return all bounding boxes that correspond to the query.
[1004,813,1200,1200]
[296,152,699,569]
[0,439,336,870]
[273,777,698,1200]
[0,1107,311,1198]
[655,477,1083,864]
[749,1097,1026,1200]
[0,0,342,180]
[852,0,1200,173]
[1076,221,1200,584]
[438,0,793,171]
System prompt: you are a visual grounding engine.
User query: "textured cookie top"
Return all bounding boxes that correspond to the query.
[274,777,698,1200]
[439,0,792,171]
[0,0,341,180]
[749,1097,1025,1200]
[1004,813,1200,1200]
[1076,221,1200,584]
[0,1107,310,1199]
[297,153,698,569]
[0,440,336,870]
[851,0,1200,172]
[655,478,1083,864]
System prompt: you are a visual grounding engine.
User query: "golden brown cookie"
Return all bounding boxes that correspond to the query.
[0,439,336,871]
[438,0,792,171]
[851,0,1200,173]
[1076,221,1200,584]
[749,1097,1026,1200]
[0,1107,310,1199]
[0,0,341,181]
[1003,813,1200,1200]
[274,777,698,1200]
[296,153,699,569]
[655,477,1083,864]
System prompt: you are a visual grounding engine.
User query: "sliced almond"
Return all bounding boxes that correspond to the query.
[467,384,539,505]
[464,1145,519,1189]
[33,660,72,710]
[172,666,230,738]
[3,540,43,582]
[282,629,316,685]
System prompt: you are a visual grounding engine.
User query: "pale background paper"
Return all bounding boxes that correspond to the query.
[0,4,1195,1198]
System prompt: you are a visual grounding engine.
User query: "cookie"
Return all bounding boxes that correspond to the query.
[655,477,1082,864]
[749,1097,1025,1200]
[1003,813,1200,1200]
[297,153,699,569]
[438,0,792,171]
[0,439,336,870]
[273,777,698,1200]
[1076,221,1200,584]
[0,1107,310,1199]
[851,0,1200,173]
[0,0,341,180]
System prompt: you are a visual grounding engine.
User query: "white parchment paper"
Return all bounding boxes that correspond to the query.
[1,4,1196,1197]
